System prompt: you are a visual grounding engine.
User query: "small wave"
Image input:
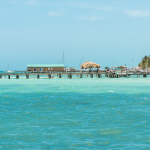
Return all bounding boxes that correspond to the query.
[108,90,114,93]
[99,129,122,135]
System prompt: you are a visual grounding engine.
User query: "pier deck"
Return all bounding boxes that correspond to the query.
[0,70,149,79]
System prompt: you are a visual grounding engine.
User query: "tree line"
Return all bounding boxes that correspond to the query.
[138,55,150,69]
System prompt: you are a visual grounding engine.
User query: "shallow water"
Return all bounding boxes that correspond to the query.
[0,77,150,149]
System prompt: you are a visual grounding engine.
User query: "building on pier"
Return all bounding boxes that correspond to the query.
[115,66,127,74]
[27,64,64,72]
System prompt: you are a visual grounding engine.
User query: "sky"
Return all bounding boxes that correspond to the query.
[0,0,150,70]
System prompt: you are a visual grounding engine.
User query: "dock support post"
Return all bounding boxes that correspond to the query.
[59,74,61,78]
[37,75,39,79]
[143,74,147,78]
[16,75,19,79]
[137,74,138,78]
[48,74,51,78]
[26,75,29,79]
[80,74,82,78]
[87,75,88,78]
[8,75,10,79]
[90,74,93,78]
[139,75,140,78]
[98,74,101,78]
[0,75,2,79]
[68,74,72,79]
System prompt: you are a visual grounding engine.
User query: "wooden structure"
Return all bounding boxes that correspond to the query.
[81,61,101,69]
[117,66,127,70]
[27,64,64,72]
[0,70,149,79]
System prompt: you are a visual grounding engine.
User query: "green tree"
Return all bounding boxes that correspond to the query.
[138,55,150,69]
[105,66,108,69]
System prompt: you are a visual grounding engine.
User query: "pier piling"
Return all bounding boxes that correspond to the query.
[71,74,72,79]
[48,74,51,78]
[26,75,29,79]
[8,75,10,79]
[59,74,61,78]
[16,75,19,79]
[90,74,93,78]
[80,74,82,78]
[37,75,40,79]
[0,75,2,79]
[68,74,72,79]
[98,74,101,78]
[109,74,112,78]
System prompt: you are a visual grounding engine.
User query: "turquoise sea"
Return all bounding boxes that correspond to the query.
[0,76,150,149]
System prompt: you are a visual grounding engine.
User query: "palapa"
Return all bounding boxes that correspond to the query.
[117,66,127,68]
[80,61,101,69]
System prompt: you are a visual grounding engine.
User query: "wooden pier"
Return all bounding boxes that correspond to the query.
[0,70,149,79]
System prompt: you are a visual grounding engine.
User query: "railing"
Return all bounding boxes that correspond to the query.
[0,70,104,74]
[0,70,149,75]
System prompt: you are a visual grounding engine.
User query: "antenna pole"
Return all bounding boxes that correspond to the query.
[63,51,64,65]
[7,64,9,71]
[79,56,83,69]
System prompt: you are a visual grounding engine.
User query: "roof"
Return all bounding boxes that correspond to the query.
[27,64,64,67]
[80,61,101,68]
[117,66,126,68]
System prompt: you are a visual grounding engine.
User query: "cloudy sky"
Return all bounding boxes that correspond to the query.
[0,0,150,70]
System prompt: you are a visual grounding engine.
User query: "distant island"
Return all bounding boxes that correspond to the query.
[138,55,150,69]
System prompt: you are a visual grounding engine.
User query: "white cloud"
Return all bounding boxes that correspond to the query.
[79,16,101,21]
[90,6,112,10]
[48,12,61,17]
[69,2,112,10]
[6,0,18,4]
[125,10,150,17]
[25,0,36,5]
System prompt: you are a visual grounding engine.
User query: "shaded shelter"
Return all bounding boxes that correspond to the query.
[80,61,101,69]
[117,66,127,70]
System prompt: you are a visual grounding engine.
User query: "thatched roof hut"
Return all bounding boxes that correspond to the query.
[80,61,101,69]
[117,66,126,68]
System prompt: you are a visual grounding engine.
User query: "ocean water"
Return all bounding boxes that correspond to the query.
[0,77,150,149]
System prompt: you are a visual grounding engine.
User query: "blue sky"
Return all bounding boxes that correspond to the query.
[0,0,150,70]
